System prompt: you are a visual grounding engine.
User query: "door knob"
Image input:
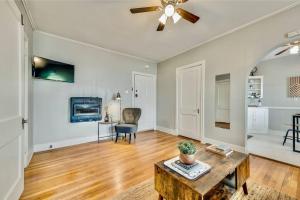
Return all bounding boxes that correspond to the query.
[22,118,28,129]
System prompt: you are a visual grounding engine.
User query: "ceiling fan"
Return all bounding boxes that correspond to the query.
[130,0,200,31]
[275,40,300,56]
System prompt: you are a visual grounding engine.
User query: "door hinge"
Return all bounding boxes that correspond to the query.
[21,14,24,26]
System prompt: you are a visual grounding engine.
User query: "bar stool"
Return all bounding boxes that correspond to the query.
[282,123,300,146]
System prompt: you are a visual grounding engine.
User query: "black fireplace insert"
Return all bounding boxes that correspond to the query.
[70,97,102,123]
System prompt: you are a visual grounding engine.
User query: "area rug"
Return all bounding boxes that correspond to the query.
[112,179,296,200]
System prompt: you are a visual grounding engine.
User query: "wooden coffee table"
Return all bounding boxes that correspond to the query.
[155,146,249,200]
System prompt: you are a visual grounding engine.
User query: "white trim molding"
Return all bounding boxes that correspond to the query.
[35,31,157,63]
[21,0,37,29]
[7,0,21,22]
[34,135,100,152]
[156,126,178,136]
[202,137,246,153]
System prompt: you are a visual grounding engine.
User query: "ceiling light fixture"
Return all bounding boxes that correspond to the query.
[159,14,167,24]
[165,4,175,17]
[290,46,299,54]
[172,12,181,23]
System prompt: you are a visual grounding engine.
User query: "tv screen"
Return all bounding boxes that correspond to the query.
[32,56,74,83]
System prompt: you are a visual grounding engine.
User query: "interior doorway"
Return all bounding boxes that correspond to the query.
[176,61,205,141]
[245,39,300,166]
[132,72,156,131]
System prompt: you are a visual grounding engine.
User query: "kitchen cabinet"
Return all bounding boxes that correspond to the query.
[247,107,269,134]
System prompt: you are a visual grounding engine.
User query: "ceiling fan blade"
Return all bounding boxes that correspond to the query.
[275,47,291,56]
[157,23,165,31]
[176,8,199,23]
[291,40,300,45]
[130,6,160,14]
[177,0,189,3]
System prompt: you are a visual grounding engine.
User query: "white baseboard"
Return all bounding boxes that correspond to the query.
[156,126,178,136]
[202,137,246,153]
[34,135,102,152]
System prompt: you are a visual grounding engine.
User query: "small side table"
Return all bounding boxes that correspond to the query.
[97,121,118,143]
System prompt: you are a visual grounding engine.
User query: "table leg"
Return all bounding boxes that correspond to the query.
[97,123,99,143]
[158,194,163,200]
[293,116,296,152]
[242,182,248,195]
[111,122,113,141]
[297,117,299,142]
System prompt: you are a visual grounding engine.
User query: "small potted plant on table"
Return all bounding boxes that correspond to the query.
[178,141,197,165]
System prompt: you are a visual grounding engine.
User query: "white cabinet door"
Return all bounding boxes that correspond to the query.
[247,107,269,134]
[247,108,255,131]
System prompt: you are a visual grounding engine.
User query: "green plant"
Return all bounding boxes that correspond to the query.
[178,141,197,155]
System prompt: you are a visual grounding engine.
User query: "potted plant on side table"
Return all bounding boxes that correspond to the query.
[178,141,197,165]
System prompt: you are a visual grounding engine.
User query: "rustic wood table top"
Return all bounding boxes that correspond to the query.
[155,146,249,196]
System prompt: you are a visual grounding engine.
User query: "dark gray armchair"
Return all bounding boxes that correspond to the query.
[114,108,141,144]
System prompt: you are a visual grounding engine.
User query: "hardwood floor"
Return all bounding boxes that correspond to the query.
[21,131,300,200]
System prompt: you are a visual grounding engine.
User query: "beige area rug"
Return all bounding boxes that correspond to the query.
[112,179,296,200]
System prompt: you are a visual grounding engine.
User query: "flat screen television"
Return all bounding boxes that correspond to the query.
[32,56,74,83]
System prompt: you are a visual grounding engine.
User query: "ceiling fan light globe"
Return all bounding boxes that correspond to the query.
[159,14,167,24]
[172,12,181,23]
[165,4,175,17]
[290,46,299,54]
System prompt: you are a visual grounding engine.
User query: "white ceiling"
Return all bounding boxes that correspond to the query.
[263,45,299,61]
[27,0,298,62]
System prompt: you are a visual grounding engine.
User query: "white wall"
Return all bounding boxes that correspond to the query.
[33,31,157,151]
[256,56,300,131]
[157,5,300,148]
[257,55,300,107]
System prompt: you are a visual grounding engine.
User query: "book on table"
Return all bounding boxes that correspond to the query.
[164,156,211,180]
[206,144,233,157]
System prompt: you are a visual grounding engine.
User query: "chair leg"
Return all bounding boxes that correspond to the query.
[115,132,119,143]
[134,132,136,139]
[129,133,132,144]
[283,129,291,146]
[242,182,248,195]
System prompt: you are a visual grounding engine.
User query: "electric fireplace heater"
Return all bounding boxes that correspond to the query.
[70,97,102,123]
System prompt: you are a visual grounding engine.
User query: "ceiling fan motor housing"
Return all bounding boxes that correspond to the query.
[161,0,178,7]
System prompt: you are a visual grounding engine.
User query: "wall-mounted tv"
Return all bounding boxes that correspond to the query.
[32,56,74,83]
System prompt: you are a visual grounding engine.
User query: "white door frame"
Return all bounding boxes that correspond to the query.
[176,61,205,141]
[132,71,157,130]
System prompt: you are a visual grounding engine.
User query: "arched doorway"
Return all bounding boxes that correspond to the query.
[245,39,300,166]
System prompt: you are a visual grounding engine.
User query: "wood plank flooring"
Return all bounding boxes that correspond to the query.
[21,131,300,200]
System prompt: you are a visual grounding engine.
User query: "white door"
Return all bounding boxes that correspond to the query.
[215,80,230,123]
[177,65,202,140]
[0,2,24,200]
[22,33,29,167]
[133,73,156,131]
